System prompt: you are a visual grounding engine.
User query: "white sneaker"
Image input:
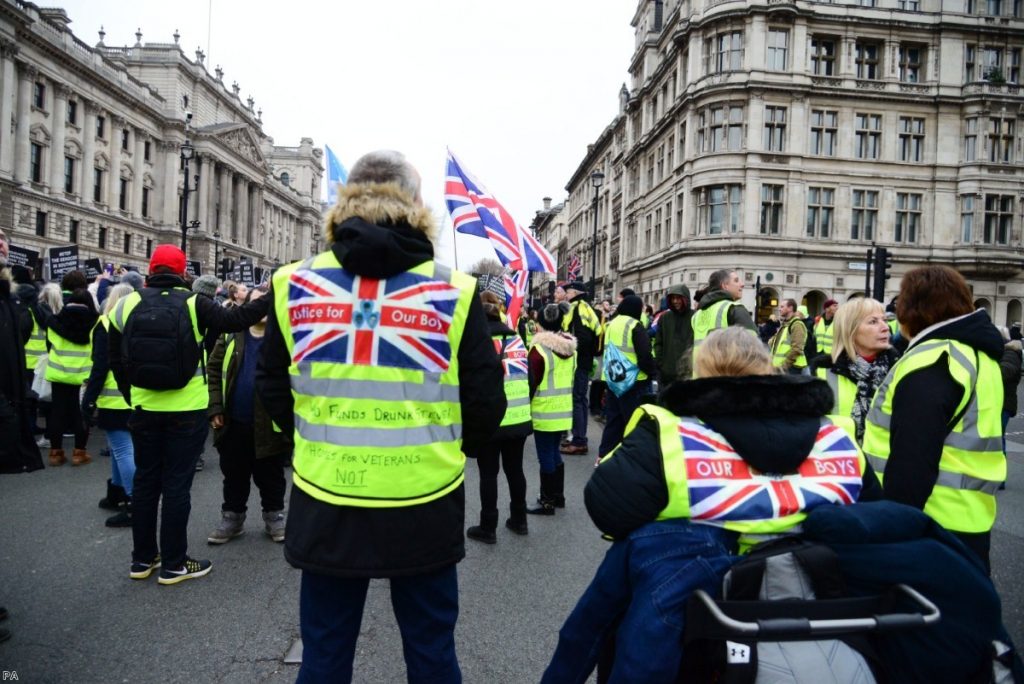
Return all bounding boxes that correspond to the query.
[36,436,50,448]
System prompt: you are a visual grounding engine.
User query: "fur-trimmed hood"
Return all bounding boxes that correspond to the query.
[324,182,435,245]
[531,330,577,359]
[659,374,834,474]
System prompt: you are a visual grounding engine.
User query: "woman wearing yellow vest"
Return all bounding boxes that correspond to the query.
[82,284,136,526]
[543,327,880,682]
[464,290,533,543]
[863,266,1007,572]
[41,287,98,466]
[527,303,577,515]
[809,298,899,444]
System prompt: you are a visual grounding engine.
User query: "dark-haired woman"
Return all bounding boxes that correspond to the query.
[864,265,1006,572]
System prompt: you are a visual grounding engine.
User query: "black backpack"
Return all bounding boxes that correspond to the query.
[122,288,203,390]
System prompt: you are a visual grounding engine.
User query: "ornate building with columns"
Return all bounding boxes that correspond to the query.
[0,1,322,279]
[556,0,1024,324]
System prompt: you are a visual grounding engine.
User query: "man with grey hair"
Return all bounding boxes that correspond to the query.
[258,150,505,682]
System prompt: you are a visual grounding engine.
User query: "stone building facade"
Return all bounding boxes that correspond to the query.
[0,1,322,279]
[555,0,1024,324]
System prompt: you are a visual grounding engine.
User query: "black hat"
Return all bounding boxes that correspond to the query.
[540,302,569,331]
[565,280,586,293]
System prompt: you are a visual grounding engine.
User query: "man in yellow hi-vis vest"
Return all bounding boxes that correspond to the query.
[690,269,757,371]
[256,151,505,682]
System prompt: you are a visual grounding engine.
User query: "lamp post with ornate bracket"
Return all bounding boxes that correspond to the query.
[179,139,200,253]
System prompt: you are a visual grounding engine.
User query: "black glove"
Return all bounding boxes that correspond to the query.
[81,400,97,427]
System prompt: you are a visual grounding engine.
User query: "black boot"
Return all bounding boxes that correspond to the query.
[506,501,529,535]
[99,479,127,511]
[552,463,566,509]
[105,498,132,528]
[527,471,556,516]
[467,509,498,544]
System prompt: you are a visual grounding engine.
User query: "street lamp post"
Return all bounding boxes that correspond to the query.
[589,170,605,301]
[179,140,201,253]
[212,230,221,278]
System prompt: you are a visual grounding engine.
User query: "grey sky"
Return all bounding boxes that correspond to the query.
[56,0,633,269]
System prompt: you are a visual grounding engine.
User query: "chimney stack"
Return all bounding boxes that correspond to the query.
[542,197,552,211]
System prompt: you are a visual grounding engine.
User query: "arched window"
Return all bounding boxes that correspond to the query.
[280,172,290,187]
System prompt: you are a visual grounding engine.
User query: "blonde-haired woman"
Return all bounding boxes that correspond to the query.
[809,297,899,444]
[544,326,880,683]
[82,283,136,526]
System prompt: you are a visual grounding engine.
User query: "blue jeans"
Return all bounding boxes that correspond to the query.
[542,520,737,684]
[570,364,590,445]
[129,410,208,569]
[107,429,135,497]
[597,380,650,459]
[534,430,564,474]
[297,565,461,684]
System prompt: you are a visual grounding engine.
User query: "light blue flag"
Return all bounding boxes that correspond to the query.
[325,145,348,205]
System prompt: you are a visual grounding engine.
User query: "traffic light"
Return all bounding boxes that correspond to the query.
[872,247,892,301]
[219,258,234,279]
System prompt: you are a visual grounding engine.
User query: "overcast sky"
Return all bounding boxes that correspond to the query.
[56,0,635,269]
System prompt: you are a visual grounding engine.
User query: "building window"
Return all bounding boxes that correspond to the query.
[700,104,744,152]
[121,129,130,151]
[859,0,876,5]
[93,168,103,203]
[33,82,45,109]
[961,195,974,242]
[144,141,151,162]
[966,45,977,81]
[806,187,834,238]
[766,29,788,71]
[678,122,687,159]
[123,232,132,255]
[899,117,925,162]
[35,211,46,237]
[644,214,652,252]
[98,226,107,250]
[983,46,1002,81]
[899,45,923,82]
[69,219,79,243]
[965,117,978,161]
[851,190,878,241]
[987,0,1003,13]
[96,116,106,139]
[855,41,881,79]
[988,117,1015,162]
[855,113,882,160]
[667,134,674,171]
[29,142,43,183]
[984,194,1013,244]
[810,109,838,156]
[760,185,784,235]
[705,31,743,74]
[67,100,77,125]
[142,187,150,218]
[810,37,836,76]
[119,178,129,210]
[646,154,654,188]
[1011,48,1022,83]
[763,106,786,152]
[63,156,75,193]
[146,238,153,257]
[898,0,920,7]
[656,144,665,181]
[895,193,922,243]
[280,172,290,187]
[697,185,742,235]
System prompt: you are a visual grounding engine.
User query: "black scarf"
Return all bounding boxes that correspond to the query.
[842,353,895,443]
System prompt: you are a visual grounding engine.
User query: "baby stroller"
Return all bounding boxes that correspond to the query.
[681,537,941,683]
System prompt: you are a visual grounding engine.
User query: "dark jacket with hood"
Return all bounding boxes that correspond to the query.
[654,284,693,383]
[485,317,532,441]
[42,294,99,385]
[611,295,656,380]
[695,287,756,332]
[0,273,43,474]
[882,309,1005,557]
[999,340,1021,417]
[257,181,505,578]
[585,374,883,540]
[566,292,599,364]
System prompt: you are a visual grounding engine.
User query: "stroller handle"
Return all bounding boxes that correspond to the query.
[691,584,941,639]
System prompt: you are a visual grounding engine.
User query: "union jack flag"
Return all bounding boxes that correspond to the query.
[504,269,529,326]
[496,334,529,377]
[287,265,461,373]
[679,419,863,523]
[445,149,556,273]
[566,253,582,282]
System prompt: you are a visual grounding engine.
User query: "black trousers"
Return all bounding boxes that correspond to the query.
[48,381,88,449]
[589,381,607,416]
[216,421,287,513]
[466,435,528,513]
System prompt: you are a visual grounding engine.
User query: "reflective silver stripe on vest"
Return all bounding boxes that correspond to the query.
[48,361,91,374]
[290,369,461,404]
[25,348,44,357]
[935,470,1002,495]
[55,349,91,358]
[693,301,734,347]
[295,415,460,448]
[865,454,887,473]
[534,346,569,397]
[618,319,636,354]
[100,388,124,398]
[30,331,44,340]
[113,299,128,330]
[824,371,841,413]
[505,396,531,408]
[532,410,572,421]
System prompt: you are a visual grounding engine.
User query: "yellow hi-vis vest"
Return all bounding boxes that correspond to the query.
[45,323,94,385]
[862,338,1005,534]
[816,366,857,421]
[562,299,601,339]
[25,310,46,370]
[602,315,648,383]
[620,404,866,552]
[274,251,476,509]
[692,299,742,344]
[110,288,207,411]
[530,341,575,431]
[771,318,808,369]
[95,316,130,411]
[495,333,531,428]
[815,317,835,356]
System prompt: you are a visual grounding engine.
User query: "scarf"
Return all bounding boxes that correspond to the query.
[846,353,894,443]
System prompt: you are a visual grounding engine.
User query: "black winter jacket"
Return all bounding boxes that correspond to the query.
[585,374,882,540]
[999,341,1021,417]
[257,187,505,578]
[0,276,43,474]
[696,288,757,332]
